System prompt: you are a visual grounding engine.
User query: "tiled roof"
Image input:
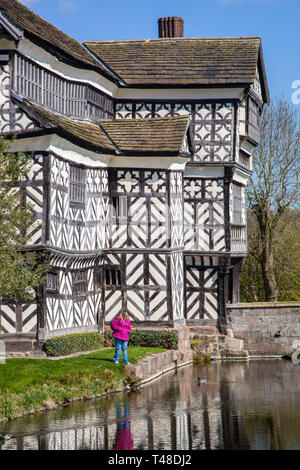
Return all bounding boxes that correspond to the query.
[0,0,115,81]
[19,99,115,152]
[84,37,269,98]
[15,99,190,155]
[99,116,189,153]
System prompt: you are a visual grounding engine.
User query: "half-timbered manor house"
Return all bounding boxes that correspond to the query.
[0,0,269,344]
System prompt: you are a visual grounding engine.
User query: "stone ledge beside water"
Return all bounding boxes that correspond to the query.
[125,325,194,381]
[227,302,300,356]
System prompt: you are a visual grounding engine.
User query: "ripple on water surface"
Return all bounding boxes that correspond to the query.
[2,360,300,450]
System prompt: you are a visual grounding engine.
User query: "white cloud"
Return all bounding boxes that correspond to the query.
[58,0,78,13]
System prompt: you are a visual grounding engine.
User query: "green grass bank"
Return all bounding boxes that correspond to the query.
[0,347,164,422]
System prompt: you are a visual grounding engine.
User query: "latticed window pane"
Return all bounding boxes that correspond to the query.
[70,165,86,205]
[14,53,113,121]
[72,270,87,297]
[46,272,58,291]
[87,87,114,119]
[248,97,259,144]
[232,184,243,225]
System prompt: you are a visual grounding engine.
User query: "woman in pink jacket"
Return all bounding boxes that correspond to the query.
[111,312,131,364]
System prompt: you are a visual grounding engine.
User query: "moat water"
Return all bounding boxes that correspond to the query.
[2,359,300,450]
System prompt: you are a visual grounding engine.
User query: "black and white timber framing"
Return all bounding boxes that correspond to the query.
[0,1,269,339]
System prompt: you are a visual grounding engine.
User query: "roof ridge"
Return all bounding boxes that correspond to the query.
[84,36,261,44]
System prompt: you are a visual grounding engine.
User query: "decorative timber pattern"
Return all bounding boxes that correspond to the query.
[193,102,233,163]
[45,258,100,333]
[101,253,123,322]
[0,62,11,133]
[170,252,184,321]
[0,59,40,133]
[183,177,225,252]
[109,169,169,250]
[102,252,170,323]
[22,155,45,245]
[170,171,184,249]
[115,101,235,163]
[0,151,45,334]
[49,154,109,252]
[185,256,219,321]
[0,302,38,334]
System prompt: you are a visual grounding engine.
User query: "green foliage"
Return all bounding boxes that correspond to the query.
[0,347,164,420]
[105,329,178,350]
[193,352,211,363]
[241,210,300,302]
[44,332,105,356]
[0,136,48,301]
[247,97,300,301]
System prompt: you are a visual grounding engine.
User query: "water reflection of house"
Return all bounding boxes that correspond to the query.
[2,365,225,450]
[5,362,300,451]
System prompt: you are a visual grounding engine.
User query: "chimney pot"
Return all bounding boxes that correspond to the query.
[158,17,184,38]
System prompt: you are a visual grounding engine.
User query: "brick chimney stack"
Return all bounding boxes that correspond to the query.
[158,17,184,38]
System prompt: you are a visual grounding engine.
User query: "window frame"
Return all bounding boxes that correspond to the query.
[246,93,260,145]
[46,271,59,293]
[103,265,122,286]
[69,164,86,208]
[72,270,88,298]
[111,196,128,220]
[232,184,243,226]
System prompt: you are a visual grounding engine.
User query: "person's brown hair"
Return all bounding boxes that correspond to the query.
[120,312,129,322]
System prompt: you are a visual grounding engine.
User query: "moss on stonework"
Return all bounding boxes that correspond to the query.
[193,353,211,363]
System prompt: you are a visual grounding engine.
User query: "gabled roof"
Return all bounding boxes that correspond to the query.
[12,97,190,156]
[85,37,270,102]
[0,0,116,82]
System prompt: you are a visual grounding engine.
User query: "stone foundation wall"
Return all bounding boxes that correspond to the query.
[126,325,193,381]
[227,302,300,355]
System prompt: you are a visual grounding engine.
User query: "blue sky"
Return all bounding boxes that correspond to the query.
[20,0,300,105]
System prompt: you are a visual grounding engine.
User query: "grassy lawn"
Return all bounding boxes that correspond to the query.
[0,347,164,420]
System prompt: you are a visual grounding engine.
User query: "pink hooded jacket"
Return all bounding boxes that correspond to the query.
[112,315,131,341]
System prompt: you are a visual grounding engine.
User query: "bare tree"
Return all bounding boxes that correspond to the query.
[247,98,300,301]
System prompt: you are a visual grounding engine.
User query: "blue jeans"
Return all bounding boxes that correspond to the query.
[114,338,129,363]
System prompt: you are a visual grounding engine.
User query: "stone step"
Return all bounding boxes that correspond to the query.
[224,338,244,350]
[221,349,249,359]
[189,326,219,336]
